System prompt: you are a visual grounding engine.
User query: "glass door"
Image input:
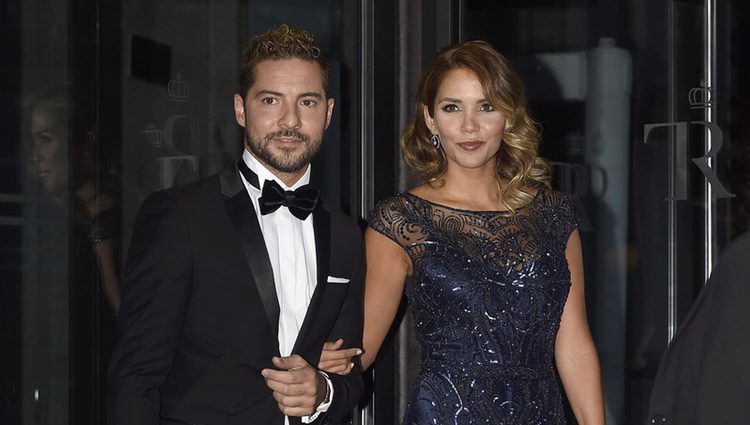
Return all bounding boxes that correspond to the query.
[347,1,750,424]
[461,0,746,423]
[2,1,368,423]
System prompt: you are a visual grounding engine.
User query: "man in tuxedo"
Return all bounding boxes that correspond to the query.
[647,230,750,425]
[108,24,364,425]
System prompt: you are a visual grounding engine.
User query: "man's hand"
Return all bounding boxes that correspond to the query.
[318,339,362,375]
[261,355,326,417]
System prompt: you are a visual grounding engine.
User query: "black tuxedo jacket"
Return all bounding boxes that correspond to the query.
[647,231,750,425]
[108,159,364,425]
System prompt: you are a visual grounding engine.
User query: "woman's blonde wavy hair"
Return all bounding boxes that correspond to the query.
[401,40,550,213]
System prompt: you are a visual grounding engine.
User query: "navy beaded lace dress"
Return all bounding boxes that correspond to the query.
[368,187,579,425]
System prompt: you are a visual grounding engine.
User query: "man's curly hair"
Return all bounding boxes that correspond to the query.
[239,24,328,98]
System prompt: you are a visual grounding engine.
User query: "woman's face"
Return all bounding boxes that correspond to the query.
[31,106,69,195]
[424,68,506,173]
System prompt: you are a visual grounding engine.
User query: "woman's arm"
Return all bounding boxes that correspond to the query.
[555,229,606,425]
[318,227,410,372]
[360,228,410,369]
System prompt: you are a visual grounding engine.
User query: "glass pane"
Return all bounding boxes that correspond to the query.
[3,1,362,423]
[463,0,747,424]
[5,1,111,422]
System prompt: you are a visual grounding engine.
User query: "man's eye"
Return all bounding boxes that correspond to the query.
[261,97,278,105]
[479,103,495,112]
[301,99,318,107]
[441,104,460,113]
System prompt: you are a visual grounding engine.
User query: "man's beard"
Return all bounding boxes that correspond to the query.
[245,129,322,173]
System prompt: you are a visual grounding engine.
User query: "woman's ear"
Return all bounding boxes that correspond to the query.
[422,104,435,133]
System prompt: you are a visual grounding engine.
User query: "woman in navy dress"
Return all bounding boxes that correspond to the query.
[321,41,605,425]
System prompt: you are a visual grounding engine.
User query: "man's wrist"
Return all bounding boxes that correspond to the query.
[303,371,333,423]
[315,370,331,408]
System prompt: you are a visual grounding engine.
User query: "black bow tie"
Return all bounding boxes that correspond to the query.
[259,179,319,220]
[237,157,319,220]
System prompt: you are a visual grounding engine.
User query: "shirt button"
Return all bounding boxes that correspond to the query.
[650,414,666,424]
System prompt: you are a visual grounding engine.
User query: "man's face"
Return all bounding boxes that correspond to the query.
[233,58,334,180]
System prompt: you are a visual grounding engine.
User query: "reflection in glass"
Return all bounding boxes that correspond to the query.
[28,86,122,314]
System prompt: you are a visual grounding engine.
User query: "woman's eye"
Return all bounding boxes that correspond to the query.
[441,104,460,113]
[36,134,52,144]
[479,103,495,112]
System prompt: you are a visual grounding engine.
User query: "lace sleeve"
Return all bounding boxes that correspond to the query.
[366,195,413,248]
[539,189,582,242]
[88,207,121,245]
[557,192,582,240]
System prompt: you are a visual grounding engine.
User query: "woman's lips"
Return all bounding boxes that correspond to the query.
[456,141,484,151]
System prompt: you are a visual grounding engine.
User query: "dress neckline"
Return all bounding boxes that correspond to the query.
[403,187,544,215]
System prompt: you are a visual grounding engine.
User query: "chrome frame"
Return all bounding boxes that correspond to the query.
[667,1,677,343]
[360,0,375,221]
[359,0,375,423]
[704,0,717,281]
[666,0,717,344]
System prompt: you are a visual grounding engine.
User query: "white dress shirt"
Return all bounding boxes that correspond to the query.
[239,150,332,423]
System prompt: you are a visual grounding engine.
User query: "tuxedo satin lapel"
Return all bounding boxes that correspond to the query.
[223,165,280,339]
[291,204,330,355]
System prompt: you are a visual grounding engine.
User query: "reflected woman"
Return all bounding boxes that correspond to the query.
[29,86,122,314]
[322,41,605,424]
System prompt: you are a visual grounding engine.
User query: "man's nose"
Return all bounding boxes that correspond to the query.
[278,104,301,129]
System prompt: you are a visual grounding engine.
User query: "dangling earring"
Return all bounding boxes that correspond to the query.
[430,133,441,149]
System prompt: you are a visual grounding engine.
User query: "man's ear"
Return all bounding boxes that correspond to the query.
[233,94,246,127]
[324,97,335,130]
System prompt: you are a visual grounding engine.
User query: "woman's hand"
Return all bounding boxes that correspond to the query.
[318,339,362,375]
